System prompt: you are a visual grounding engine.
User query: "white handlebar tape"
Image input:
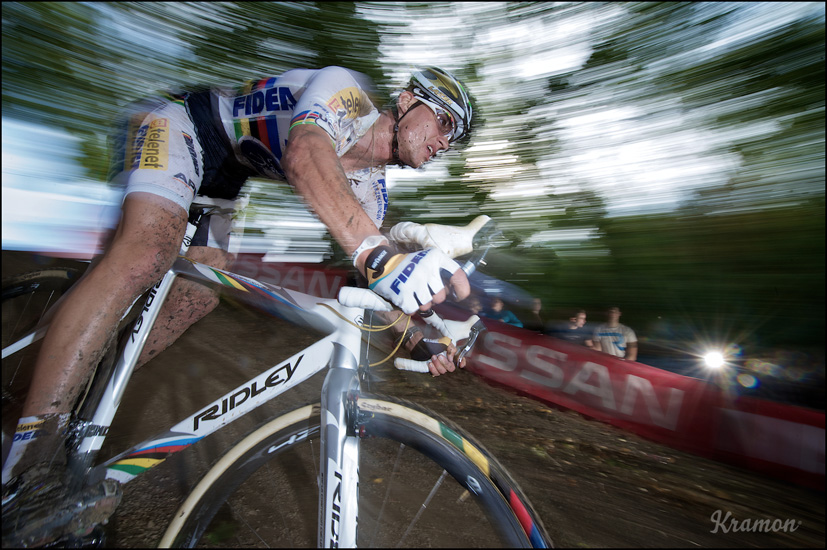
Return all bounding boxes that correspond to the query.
[394,357,430,373]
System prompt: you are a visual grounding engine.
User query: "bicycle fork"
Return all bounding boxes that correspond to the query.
[319,330,363,547]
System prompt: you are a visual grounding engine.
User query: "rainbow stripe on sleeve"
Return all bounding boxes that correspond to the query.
[232,78,283,160]
[289,110,321,129]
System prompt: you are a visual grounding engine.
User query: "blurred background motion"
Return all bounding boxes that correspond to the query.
[2,2,824,402]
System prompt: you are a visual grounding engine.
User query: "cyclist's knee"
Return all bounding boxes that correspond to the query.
[97,241,178,296]
[175,246,227,321]
[186,247,229,316]
[157,279,219,338]
[182,281,220,318]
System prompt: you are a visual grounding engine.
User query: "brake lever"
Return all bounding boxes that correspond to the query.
[462,228,501,278]
[454,319,486,366]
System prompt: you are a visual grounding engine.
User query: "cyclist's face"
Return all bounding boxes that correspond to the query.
[396,92,451,168]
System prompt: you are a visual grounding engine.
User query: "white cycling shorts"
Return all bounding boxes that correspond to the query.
[110,97,205,214]
[109,96,246,253]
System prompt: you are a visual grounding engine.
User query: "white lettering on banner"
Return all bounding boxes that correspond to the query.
[478,333,688,431]
[522,345,566,388]
[620,375,684,430]
[476,332,521,372]
[564,362,617,410]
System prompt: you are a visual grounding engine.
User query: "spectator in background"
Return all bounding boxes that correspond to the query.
[593,306,637,361]
[524,297,547,333]
[559,309,593,347]
[463,295,483,316]
[483,297,524,328]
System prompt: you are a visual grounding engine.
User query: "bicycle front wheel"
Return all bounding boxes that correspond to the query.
[161,397,551,548]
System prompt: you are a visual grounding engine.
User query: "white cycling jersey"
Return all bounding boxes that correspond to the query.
[214,66,388,226]
[115,66,388,229]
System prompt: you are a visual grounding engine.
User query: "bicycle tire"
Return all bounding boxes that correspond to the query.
[2,267,83,346]
[161,397,552,548]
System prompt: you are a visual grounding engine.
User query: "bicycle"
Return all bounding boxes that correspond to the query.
[2,207,552,548]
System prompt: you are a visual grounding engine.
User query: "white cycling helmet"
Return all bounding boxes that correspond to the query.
[406,67,473,144]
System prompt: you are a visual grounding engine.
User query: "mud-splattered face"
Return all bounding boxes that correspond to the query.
[395,92,451,168]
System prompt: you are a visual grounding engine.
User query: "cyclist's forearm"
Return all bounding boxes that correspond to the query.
[283,125,382,270]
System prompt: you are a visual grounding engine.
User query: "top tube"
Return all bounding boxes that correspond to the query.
[173,256,343,336]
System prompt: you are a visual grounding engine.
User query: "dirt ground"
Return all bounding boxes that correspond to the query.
[3,252,825,547]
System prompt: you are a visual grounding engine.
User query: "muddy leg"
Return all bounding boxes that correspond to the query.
[135,246,233,369]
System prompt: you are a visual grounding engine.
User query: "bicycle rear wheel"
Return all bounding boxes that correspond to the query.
[2,268,85,457]
[161,397,552,548]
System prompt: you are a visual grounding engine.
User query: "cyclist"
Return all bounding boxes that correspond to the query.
[2,66,476,544]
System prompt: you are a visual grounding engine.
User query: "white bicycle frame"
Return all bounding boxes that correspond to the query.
[12,213,462,548]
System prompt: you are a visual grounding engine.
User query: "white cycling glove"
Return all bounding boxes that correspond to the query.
[364,246,461,314]
[388,215,491,258]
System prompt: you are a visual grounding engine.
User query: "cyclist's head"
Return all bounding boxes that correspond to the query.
[391,66,475,167]
[406,67,473,145]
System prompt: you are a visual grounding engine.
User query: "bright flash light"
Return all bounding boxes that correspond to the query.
[703,351,725,369]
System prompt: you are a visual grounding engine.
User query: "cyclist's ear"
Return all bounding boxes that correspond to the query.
[396,91,417,115]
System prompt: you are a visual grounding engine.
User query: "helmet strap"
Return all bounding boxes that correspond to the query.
[391,105,401,163]
[391,101,427,166]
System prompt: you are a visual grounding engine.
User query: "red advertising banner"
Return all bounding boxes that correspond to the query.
[459,314,825,490]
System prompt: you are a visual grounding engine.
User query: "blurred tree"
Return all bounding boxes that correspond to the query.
[2,2,389,181]
[526,2,824,340]
[2,2,121,180]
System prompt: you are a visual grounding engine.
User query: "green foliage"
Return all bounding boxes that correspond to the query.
[2,2,119,133]
[514,199,825,347]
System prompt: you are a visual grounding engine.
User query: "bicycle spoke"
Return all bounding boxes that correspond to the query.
[227,499,270,548]
[6,290,35,342]
[367,442,406,546]
[397,469,448,547]
[3,292,36,388]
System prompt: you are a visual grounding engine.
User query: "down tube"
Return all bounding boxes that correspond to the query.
[98,335,335,484]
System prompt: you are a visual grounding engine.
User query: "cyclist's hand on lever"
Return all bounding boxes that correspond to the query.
[354,239,471,375]
[408,330,466,376]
